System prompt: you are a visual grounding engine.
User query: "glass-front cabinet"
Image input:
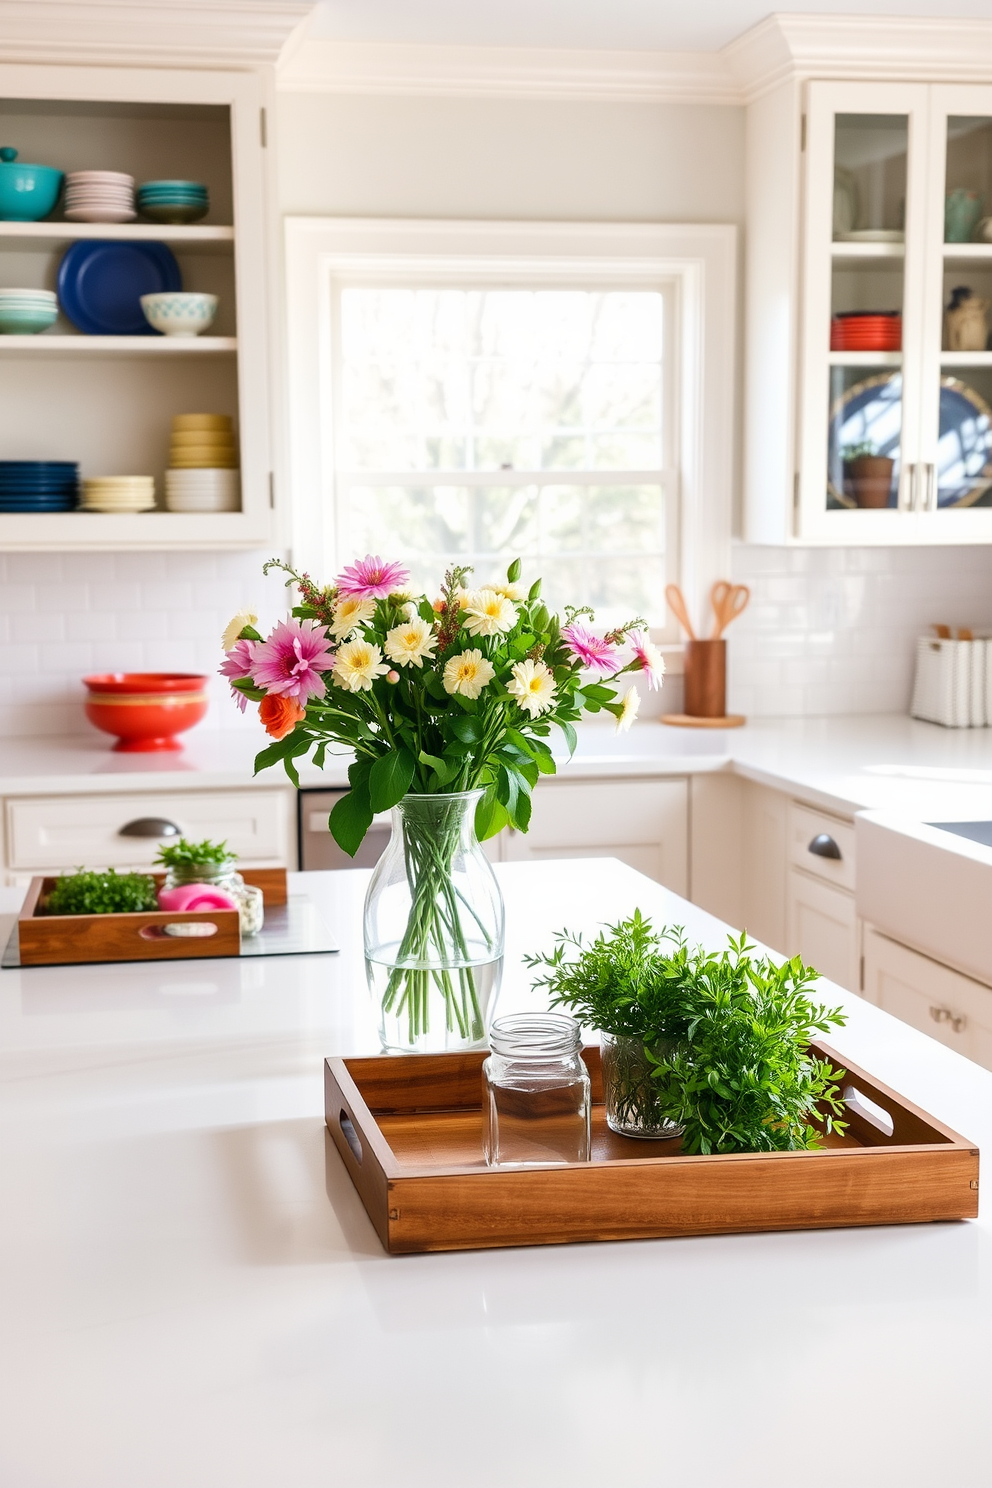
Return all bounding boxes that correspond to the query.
[799,80,992,541]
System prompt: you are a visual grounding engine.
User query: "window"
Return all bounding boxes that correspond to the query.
[334,286,670,628]
[285,220,735,642]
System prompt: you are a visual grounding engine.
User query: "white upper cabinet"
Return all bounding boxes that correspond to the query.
[747,73,992,546]
[0,64,273,550]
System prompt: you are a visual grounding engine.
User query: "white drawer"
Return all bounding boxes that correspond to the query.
[788,802,855,892]
[6,789,291,871]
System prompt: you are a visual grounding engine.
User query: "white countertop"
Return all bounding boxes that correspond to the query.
[7,714,992,819]
[0,860,989,1487]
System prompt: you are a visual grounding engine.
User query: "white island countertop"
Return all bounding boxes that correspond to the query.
[0,861,989,1488]
[7,713,992,818]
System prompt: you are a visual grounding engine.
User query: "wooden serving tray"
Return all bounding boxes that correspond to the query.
[324,1042,979,1254]
[17,867,287,966]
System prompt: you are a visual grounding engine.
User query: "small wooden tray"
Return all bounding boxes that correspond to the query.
[324,1043,979,1254]
[17,867,287,967]
[661,713,746,728]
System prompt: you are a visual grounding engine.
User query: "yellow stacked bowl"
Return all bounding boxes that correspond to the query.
[165,413,240,513]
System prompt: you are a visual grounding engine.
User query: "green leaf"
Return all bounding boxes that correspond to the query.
[512,787,533,832]
[528,578,542,600]
[475,790,509,841]
[507,557,522,582]
[449,714,483,744]
[369,747,416,813]
[419,749,456,784]
[558,720,577,758]
[329,789,374,858]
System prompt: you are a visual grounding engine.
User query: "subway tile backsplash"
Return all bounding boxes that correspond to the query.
[2,545,992,738]
[729,545,992,717]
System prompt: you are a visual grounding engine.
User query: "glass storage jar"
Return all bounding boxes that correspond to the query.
[600,1031,684,1139]
[162,858,264,937]
[482,1013,591,1167]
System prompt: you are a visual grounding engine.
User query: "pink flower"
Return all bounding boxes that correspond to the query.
[561,622,620,673]
[250,618,335,703]
[335,554,410,600]
[219,638,256,712]
[631,631,666,692]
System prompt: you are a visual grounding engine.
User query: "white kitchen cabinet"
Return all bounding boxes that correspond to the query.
[741,779,789,952]
[502,778,688,896]
[786,867,860,992]
[747,74,992,545]
[863,926,992,1071]
[4,788,293,880]
[0,62,272,550]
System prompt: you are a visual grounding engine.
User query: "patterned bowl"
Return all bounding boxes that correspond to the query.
[140,292,218,338]
[83,672,209,752]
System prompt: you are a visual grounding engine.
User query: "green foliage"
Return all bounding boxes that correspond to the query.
[154,837,233,868]
[840,440,877,461]
[45,869,159,916]
[526,914,848,1155]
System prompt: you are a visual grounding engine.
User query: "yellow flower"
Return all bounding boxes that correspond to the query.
[443,648,496,700]
[489,580,523,602]
[615,687,640,733]
[508,658,555,718]
[462,588,517,637]
[384,616,437,669]
[221,609,257,651]
[330,595,377,639]
[331,638,389,692]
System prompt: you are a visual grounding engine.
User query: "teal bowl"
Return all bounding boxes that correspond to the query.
[0,148,63,222]
[0,305,58,334]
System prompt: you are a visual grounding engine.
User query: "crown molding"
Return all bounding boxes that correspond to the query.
[276,39,741,104]
[0,1,312,69]
[727,13,992,102]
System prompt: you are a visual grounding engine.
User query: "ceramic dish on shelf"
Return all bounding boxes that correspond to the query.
[164,467,240,512]
[140,291,217,337]
[835,229,905,243]
[0,460,78,511]
[137,180,209,225]
[63,170,135,224]
[827,373,992,508]
[172,412,232,432]
[830,312,902,352]
[57,240,181,336]
[0,147,63,222]
[0,289,58,334]
[79,475,156,513]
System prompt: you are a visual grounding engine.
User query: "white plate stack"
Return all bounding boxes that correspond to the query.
[80,476,156,513]
[64,171,136,224]
[164,414,241,513]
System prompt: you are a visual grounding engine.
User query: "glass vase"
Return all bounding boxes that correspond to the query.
[482,1013,591,1167]
[363,790,504,1054]
[600,1031,685,1139]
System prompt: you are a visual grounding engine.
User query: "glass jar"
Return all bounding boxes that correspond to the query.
[162,858,264,937]
[600,1031,684,1140]
[364,790,504,1054]
[482,1013,591,1167]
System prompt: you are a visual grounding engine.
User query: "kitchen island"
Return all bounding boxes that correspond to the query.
[0,860,989,1488]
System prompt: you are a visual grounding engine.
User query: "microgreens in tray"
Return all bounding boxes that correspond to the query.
[44,869,159,917]
[527,913,849,1154]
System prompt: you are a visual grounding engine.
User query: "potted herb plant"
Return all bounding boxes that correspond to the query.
[44,869,158,916]
[154,837,264,936]
[528,914,849,1153]
[840,440,894,509]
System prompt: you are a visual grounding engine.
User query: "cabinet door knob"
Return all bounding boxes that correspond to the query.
[930,1005,966,1033]
[117,817,182,838]
[807,832,841,860]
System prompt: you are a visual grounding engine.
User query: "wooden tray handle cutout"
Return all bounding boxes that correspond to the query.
[339,1109,364,1165]
[140,921,220,941]
[844,1085,895,1138]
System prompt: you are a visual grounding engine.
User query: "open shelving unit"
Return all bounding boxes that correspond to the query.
[0,65,272,550]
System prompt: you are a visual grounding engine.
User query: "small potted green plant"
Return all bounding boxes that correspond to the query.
[44,868,158,916]
[840,439,894,509]
[527,914,849,1153]
[154,837,264,935]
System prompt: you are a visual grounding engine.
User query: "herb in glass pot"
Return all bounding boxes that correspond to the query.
[154,837,264,936]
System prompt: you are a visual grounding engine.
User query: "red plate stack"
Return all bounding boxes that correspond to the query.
[830,312,902,352]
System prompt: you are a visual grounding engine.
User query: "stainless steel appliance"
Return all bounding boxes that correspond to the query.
[298,789,391,871]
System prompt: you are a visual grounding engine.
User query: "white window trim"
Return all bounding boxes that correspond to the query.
[283,217,736,646]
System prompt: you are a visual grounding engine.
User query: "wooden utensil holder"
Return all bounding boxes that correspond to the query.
[684,638,726,717]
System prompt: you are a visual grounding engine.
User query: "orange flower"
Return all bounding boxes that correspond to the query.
[259,694,305,740]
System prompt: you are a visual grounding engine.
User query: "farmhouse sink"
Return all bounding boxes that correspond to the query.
[857,812,992,984]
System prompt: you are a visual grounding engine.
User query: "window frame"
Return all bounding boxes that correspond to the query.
[283,218,736,646]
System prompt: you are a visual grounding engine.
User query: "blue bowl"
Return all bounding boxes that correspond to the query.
[0,148,63,222]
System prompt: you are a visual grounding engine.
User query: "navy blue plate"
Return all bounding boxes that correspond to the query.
[57,240,181,335]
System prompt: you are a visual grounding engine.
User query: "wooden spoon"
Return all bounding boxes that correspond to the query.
[665,583,695,639]
[710,580,750,639]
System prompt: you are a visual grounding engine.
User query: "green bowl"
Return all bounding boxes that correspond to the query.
[137,201,209,224]
[0,306,58,334]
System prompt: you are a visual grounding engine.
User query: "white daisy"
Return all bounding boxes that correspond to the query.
[384,617,438,669]
[221,609,258,651]
[508,658,556,718]
[330,595,377,639]
[462,588,518,638]
[615,687,640,733]
[443,648,496,700]
[331,638,389,692]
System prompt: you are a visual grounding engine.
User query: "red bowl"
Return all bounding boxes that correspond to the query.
[82,672,209,752]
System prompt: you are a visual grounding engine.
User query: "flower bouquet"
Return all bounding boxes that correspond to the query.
[221,554,663,1052]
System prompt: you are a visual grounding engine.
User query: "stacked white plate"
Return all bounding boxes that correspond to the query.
[80,476,156,513]
[164,468,240,513]
[64,171,136,224]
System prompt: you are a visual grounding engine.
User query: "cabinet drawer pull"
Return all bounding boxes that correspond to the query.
[807,832,841,860]
[930,1005,966,1033]
[118,817,182,838]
